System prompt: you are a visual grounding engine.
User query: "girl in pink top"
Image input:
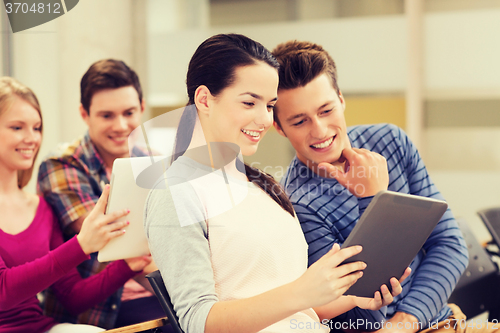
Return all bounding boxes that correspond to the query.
[0,77,151,333]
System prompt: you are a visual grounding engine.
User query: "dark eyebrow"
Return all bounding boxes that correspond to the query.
[318,102,332,110]
[285,101,334,123]
[286,113,306,122]
[240,92,262,100]
[95,110,113,115]
[239,92,278,103]
[96,107,137,115]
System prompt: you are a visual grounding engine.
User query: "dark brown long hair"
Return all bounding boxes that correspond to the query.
[174,34,294,217]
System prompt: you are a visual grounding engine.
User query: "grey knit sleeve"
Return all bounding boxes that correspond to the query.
[144,180,218,333]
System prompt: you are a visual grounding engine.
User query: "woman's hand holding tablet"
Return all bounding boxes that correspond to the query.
[291,244,366,309]
[311,247,411,320]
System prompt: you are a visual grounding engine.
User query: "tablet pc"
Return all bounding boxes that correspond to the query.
[341,190,448,298]
[98,156,167,262]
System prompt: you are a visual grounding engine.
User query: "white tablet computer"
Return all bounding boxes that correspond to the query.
[341,190,448,298]
[98,156,167,262]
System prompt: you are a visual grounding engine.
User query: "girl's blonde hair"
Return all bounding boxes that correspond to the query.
[0,77,42,188]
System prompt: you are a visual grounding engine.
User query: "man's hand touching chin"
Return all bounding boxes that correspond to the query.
[318,147,389,197]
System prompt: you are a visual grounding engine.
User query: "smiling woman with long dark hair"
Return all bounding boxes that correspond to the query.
[144,34,408,333]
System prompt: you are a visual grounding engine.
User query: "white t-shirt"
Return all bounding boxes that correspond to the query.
[144,156,328,333]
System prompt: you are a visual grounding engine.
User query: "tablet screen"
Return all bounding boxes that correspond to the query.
[341,190,448,298]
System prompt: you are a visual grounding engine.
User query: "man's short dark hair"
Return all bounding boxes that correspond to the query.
[272,41,340,126]
[80,59,142,114]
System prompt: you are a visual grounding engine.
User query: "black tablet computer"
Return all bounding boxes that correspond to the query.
[341,190,448,298]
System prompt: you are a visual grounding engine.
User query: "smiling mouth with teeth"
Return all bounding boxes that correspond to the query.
[17,149,34,154]
[311,136,334,149]
[241,129,260,137]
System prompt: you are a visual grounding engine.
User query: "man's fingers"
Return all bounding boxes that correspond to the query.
[318,162,350,187]
[351,148,386,164]
[331,172,350,189]
[318,162,344,179]
[317,162,336,174]
[399,267,412,284]
[380,284,393,304]
[390,277,404,297]
[340,147,357,161]
[351,148,371,155]
[372,291,382,305]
